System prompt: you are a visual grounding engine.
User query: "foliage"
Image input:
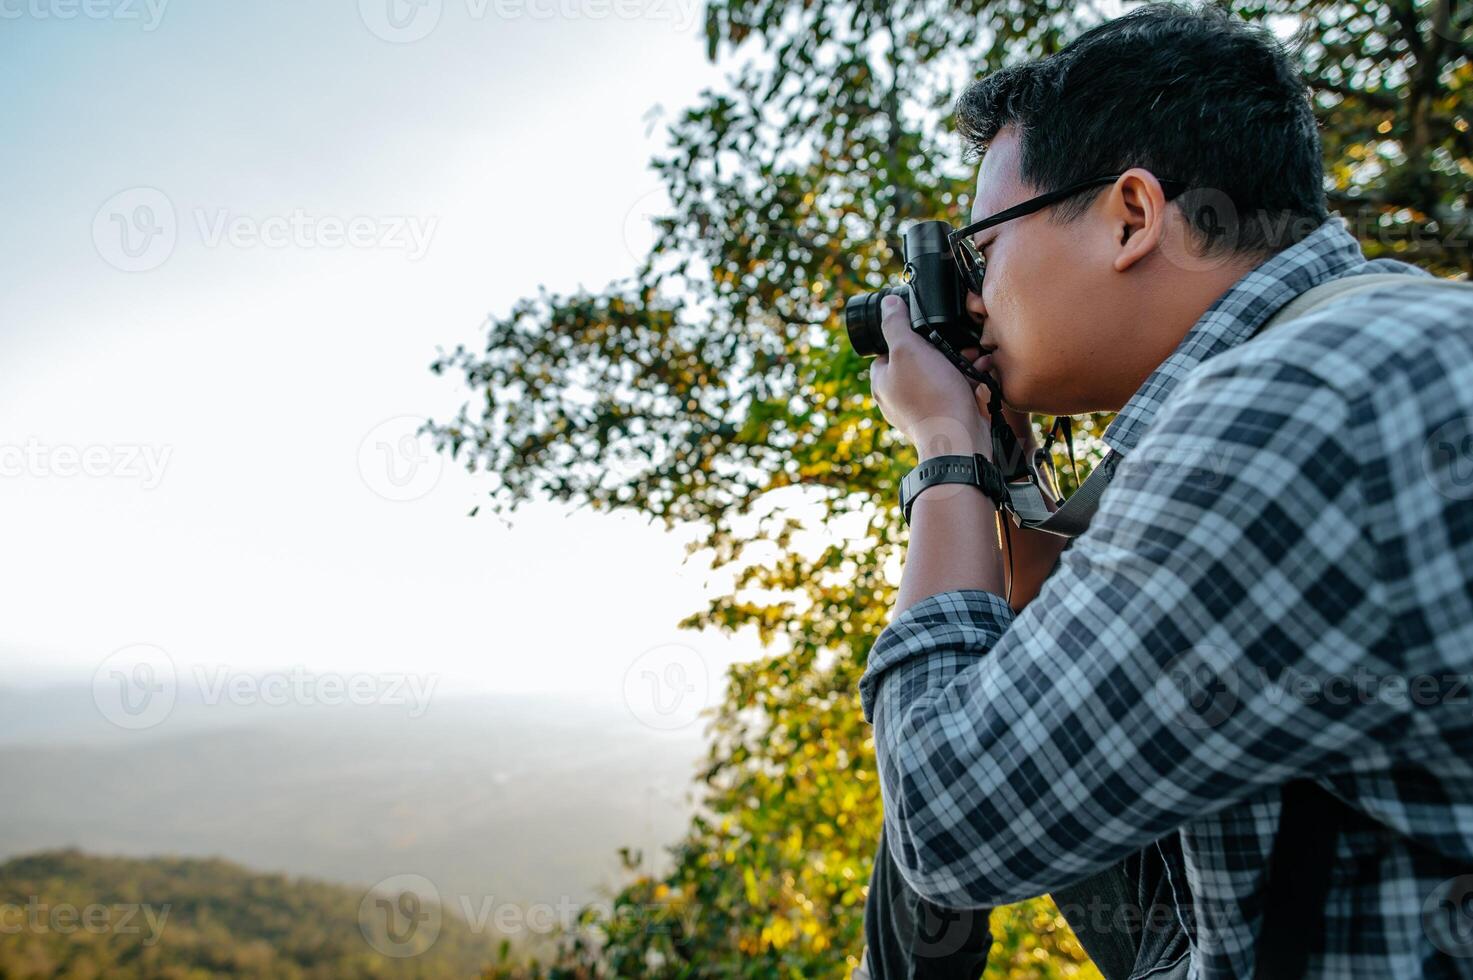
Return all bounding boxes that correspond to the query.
[0,850,498,979]
[430,2,1470,977]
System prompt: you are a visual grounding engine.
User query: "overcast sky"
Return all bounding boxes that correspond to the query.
[0,0,781,707]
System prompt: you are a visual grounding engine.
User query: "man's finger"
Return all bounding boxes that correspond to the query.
[877,293,912,355]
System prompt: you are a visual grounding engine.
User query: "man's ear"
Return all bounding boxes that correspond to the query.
[1105,168,1169,273]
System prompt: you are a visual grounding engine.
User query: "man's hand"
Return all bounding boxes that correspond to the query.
[868,293,1070,611]
[873,290,1007,609]
[870,294,991,460]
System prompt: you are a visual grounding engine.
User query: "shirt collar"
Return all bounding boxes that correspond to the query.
[1101,216,1375,456]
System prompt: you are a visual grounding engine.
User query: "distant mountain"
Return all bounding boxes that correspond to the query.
[0,687,711,920]
[0,849,502,978]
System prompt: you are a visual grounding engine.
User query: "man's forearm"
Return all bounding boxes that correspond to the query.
[895,482,1006,615]
[894,429,1069,616]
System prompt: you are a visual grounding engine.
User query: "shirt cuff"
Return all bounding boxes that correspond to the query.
[858,589,1015,725]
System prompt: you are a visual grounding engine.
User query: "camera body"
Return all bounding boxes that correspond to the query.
[843,220,979,358]
[844,218,1037,489]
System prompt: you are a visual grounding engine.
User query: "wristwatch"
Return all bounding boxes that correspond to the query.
[899,453,1008,525]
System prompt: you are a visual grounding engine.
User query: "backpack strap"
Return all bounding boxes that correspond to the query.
[1254,272,1471,338]
[1252,782,1345,978]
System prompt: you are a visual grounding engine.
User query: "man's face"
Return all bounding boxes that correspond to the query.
[961,126,1125,415]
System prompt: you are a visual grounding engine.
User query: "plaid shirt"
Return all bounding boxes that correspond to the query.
[859,216,1473,978]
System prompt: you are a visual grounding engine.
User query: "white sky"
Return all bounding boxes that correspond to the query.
[0,0,780,699]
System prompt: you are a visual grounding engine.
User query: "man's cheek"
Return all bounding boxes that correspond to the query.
[1004,335,1052,411]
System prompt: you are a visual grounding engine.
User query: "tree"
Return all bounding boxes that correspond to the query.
[429,2,1471,975]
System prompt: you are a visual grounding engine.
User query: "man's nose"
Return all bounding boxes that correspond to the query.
[964,287,986,325]
[958,289,989,361]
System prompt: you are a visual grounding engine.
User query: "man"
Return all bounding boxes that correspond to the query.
[856,4,1473,978]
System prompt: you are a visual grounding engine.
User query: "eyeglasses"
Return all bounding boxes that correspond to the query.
[948,174,1188,295]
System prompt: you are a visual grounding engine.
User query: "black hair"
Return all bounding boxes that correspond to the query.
[955,3,1329,256]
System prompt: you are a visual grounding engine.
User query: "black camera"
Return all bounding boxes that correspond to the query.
[844,219,1034,484]
[844,220,980,359]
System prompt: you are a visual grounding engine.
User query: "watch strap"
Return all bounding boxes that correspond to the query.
[900,453,1008,525]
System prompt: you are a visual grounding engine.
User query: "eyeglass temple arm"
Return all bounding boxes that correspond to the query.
[950,175,1188,246]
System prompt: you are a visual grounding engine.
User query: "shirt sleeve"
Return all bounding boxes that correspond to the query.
[857,352,1408,909]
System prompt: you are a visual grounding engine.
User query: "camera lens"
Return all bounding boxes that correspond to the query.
[844,285,906,357]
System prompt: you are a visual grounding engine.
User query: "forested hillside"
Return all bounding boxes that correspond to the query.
[0,851,502,980]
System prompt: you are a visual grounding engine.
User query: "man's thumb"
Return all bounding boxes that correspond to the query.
[878,293,910,352]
